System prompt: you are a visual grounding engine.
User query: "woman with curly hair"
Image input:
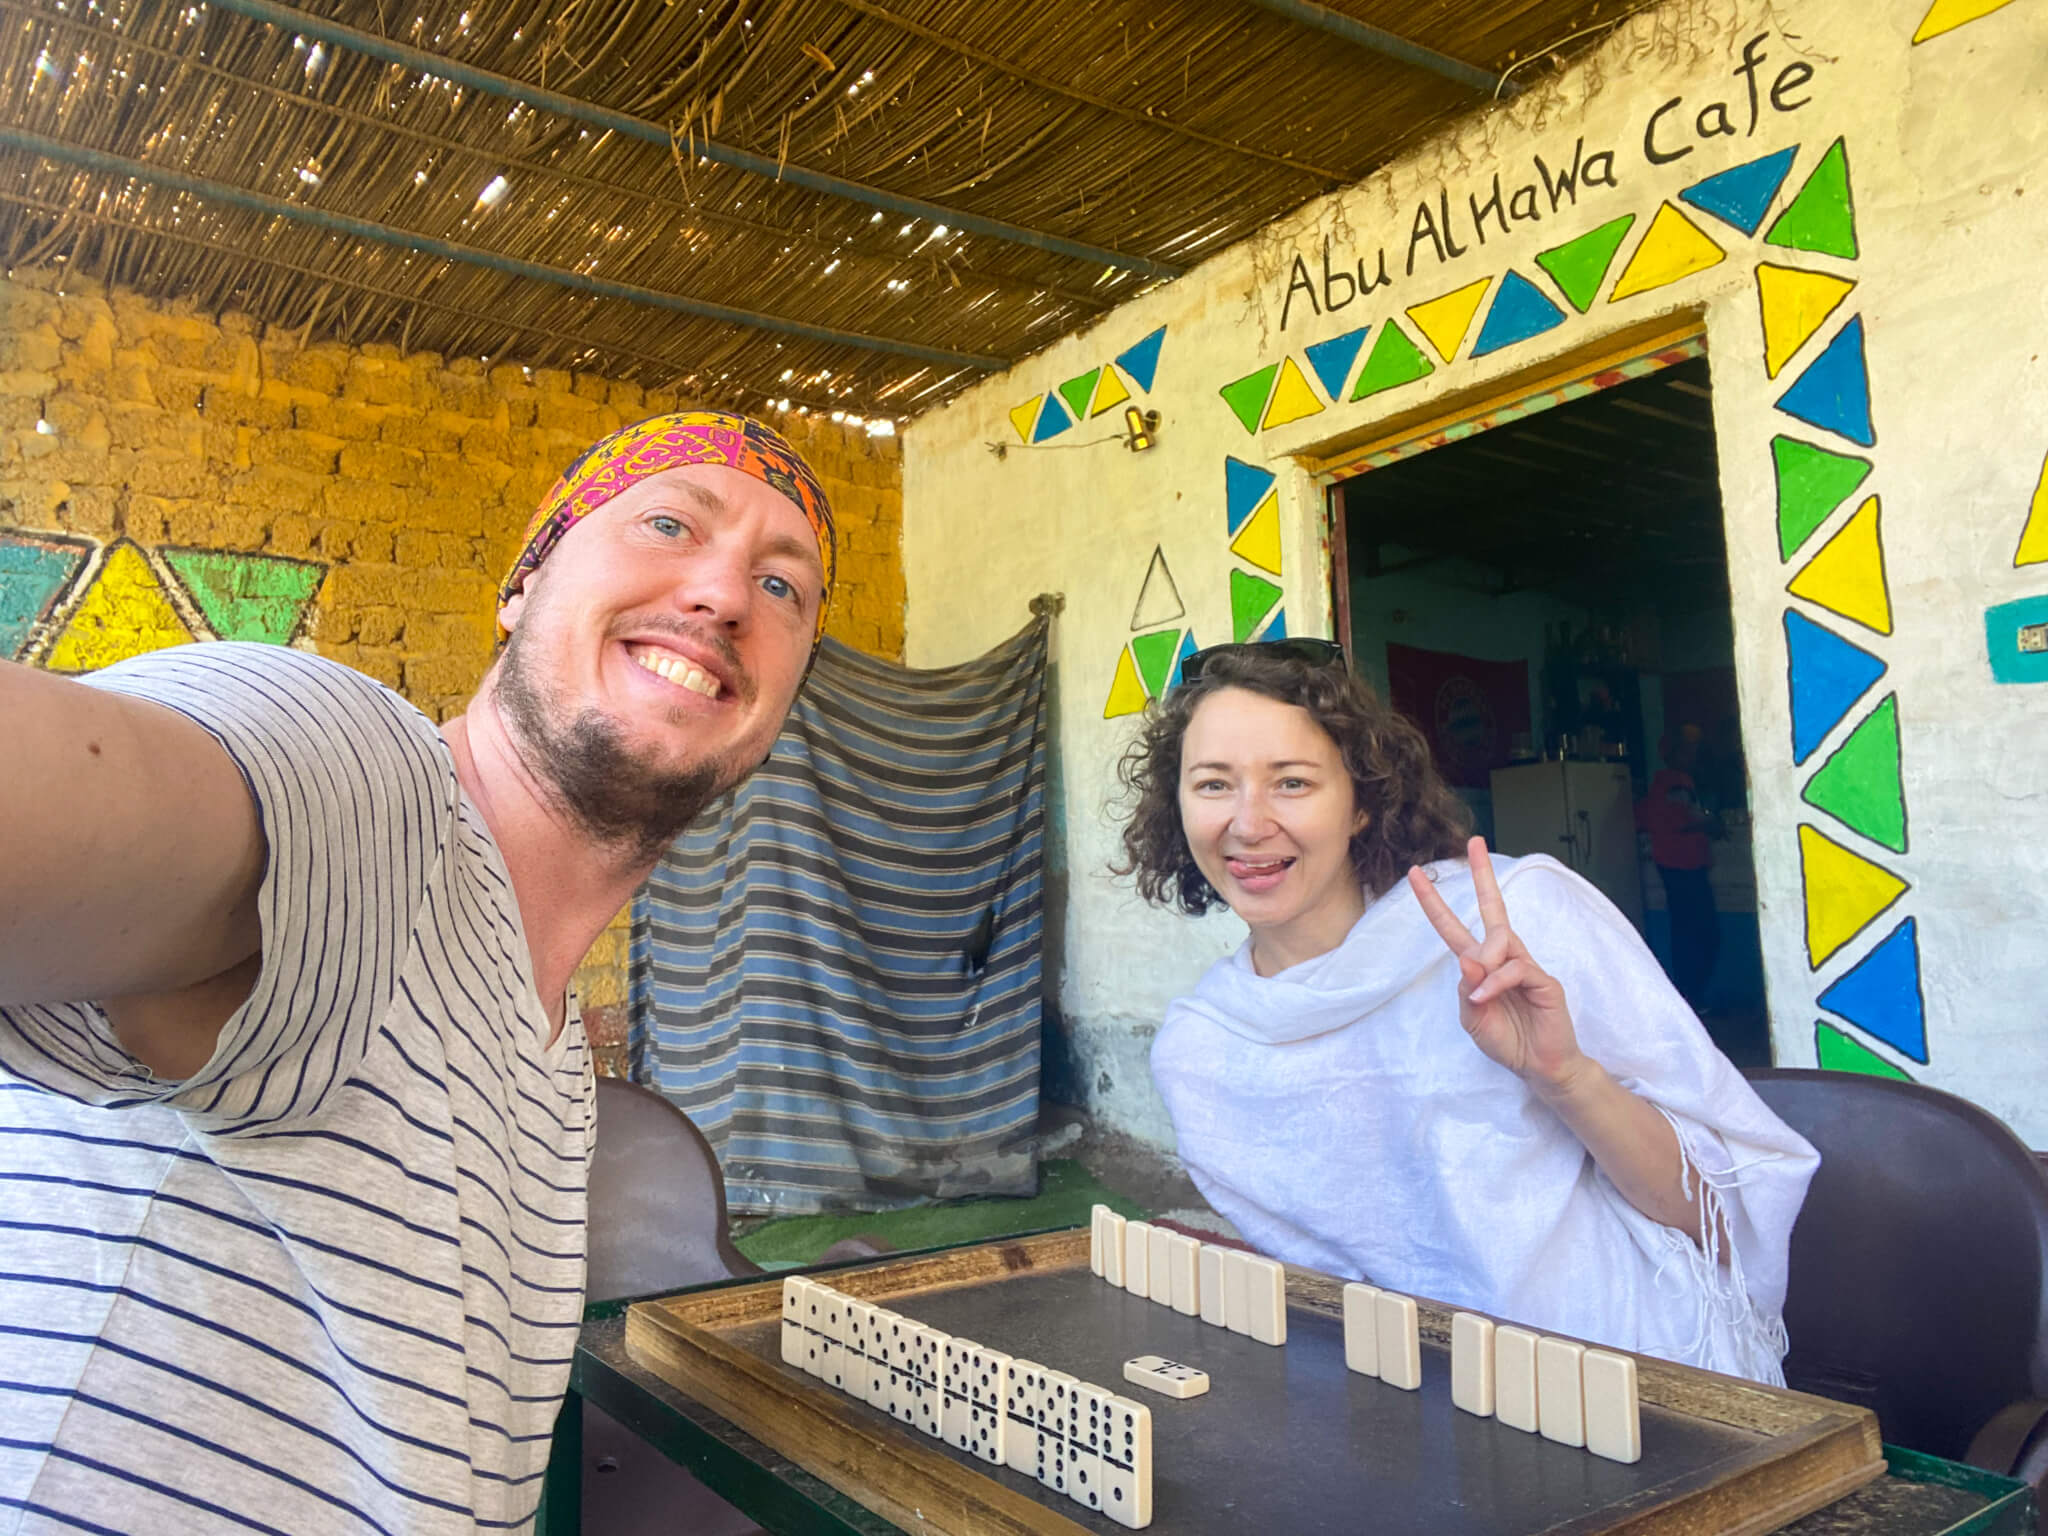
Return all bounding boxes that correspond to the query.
[1116,640,1815,1382]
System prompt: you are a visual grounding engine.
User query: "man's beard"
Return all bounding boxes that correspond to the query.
[495,623,751,866]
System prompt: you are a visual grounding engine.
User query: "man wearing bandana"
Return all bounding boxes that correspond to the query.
[0,412,835,1533]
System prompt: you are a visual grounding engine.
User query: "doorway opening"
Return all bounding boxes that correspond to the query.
[1330,351,1769,1066]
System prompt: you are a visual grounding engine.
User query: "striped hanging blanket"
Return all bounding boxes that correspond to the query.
[629,616,1049,1215]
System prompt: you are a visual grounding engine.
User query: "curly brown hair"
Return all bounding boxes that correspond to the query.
[1113,644,1472,915]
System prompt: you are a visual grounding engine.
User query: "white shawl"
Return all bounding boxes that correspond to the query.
[1152,853,1818,1383]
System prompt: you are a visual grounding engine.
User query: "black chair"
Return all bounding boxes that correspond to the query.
[1747,1068,2048,1521]
[582,1075,765,1536]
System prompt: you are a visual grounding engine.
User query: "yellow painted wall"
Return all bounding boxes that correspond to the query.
[0,263,904,1071]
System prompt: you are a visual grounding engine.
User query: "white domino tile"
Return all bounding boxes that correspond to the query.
[1122,1354,1209,1399]
[1070,1381,1114,1513]
[1374,1290,1422,1391]
[1090,1205,1105,1275]
[1342,1282,1380,1377]
[1450,1312,1495,1417]
[1198,1244,1227,1327]
[1166,1234,1201,1317]
[1243,1255,1287,1346]
[1583,1349,1642,1464]
[1038,1369,1078,1430]
[1103,1212,1127,1288]
[780,1276,812,1367]
[1222,1249,1252,1335]
[1536,1336,1587,1448]
[1495,1326,1540,1432]
[1123,1220,1151,1297]
[1003,1360,1042,1473]
[1100,1394,1153,1530]
[1146,1225,1175,1305]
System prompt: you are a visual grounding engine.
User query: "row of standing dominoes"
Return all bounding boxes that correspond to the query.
[780,1275,1156,1528]
[1340,1282,1641,1462]
[1089,1205,1286,1346]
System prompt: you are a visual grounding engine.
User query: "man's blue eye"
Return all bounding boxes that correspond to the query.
[651,515,683,536]
[762,575,795,602]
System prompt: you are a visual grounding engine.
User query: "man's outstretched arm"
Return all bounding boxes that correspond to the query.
[1,659,263,1015]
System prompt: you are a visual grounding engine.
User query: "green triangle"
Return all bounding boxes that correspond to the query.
[1219,365,1279,435]
[1534,213,1637,314]
[1816,1019,1913,1080]
[1774,435,1873,561]
[1349,321,1435,401]
[1800,693,1906,853]
[1058,368,1102,424]
[1229,568,1282,643]
[1130,628,1183,697]
[161,548,325,645]
[1765,139,1858,260]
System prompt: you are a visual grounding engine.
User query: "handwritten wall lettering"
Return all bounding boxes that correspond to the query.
[1644,35,1816,164]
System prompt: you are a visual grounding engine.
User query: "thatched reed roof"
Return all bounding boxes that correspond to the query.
[0,0,1605,426]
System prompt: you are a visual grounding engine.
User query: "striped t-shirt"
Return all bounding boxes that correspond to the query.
[1,643,593,1533]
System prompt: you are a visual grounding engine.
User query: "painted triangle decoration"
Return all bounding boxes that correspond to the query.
[1230,568,1283,643]
[1261,607,1288,640]
[1103,644,1149,718]
[1261,356,1326,431]
[1008,396,1043,444]
[0,530,93,660]
[1115,326,1167,393]
[1220,364,1279,436]
[1788,494,1892,636]
[1535,214,1636,314]
[1226,458,1278,535]
[1304,327,1369,400]
[1168,629,1200,690]
[1350,320,1435,400]
[1057,369,1101,423]
[1775,315,1874,447]
[160,549,325,647]
[1914,0,2018,40]
[1032,390,1076,443]
[1798,822,1909,969]
[1471,270,1568,359]
[1765,138,1858,260]
[1774,435,1873,561]
[1229,492,1284,576]
[1818,917,1927,1062]
[1785,608,1887,765]
[2017,452,2048,568]
[1679,146,1799,236]
[1757,264,1857,379]
[1609,203,1727,303]
[1801,693,1907,853]
[1406,277,1492,364]
[44,542,194,673]
[1815,1019,1914,1080]
[1131,628,1183,698]
[1090,366,1132,417]
[1129,545,1185,631]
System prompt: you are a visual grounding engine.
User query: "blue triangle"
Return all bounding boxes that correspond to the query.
[1679,146,1799,236]
[1303,327,1369,400]
[1032,390,1075,443]
[1225,457,1278,536]
[1470,270,1568,360]
[1776,315,1874,447]
[1260,607,1288,641]
[1818,918,1926,1063]
[1168,630,1200,689]
[1114,326,1167,393]
[1785,608,1887,765]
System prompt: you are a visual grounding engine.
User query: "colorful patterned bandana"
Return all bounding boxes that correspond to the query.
[498,410,837,644]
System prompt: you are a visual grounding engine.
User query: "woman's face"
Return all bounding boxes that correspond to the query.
[1177,687,1368,951]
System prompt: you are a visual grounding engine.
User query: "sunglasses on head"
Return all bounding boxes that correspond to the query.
[1177,637,1346,686]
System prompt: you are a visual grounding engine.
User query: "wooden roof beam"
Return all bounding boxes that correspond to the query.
[1241,0,1502,95]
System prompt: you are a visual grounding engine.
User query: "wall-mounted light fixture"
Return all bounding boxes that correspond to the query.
[1123,406,1159,452]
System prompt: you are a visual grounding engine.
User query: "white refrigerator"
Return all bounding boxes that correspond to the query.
[1487,761,1645,930]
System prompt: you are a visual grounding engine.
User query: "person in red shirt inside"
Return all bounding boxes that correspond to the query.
[1636,726,1718,1012]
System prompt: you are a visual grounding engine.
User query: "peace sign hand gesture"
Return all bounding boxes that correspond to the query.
[1406,836,1587,1095]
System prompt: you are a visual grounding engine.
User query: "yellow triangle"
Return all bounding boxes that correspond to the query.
[1913,0,2016,42]
[2017,453,2048,567]
[1090,365,1132,417]
[1008,396,1042,443]
[1405,278,1492,364]
[1608,203,1727,303]
[1800,824,1908,968]
[1229,492,1284,577]
[44,543,194,672]
[1103,645,1149,718]
[1788,495,1892,635]
[1260,356,1326,431]
[1757,263,1857,379]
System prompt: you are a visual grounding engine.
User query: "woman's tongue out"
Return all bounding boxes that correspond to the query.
[1226,854,1295,895]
